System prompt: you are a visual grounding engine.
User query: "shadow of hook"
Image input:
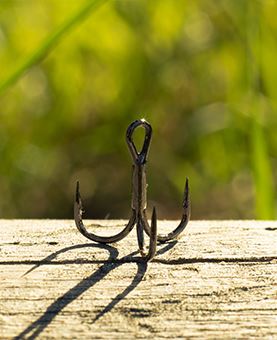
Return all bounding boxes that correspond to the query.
[15,239,178,339]
[15,243,118,339]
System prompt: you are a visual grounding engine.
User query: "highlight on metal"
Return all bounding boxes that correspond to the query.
[74,118,190,261]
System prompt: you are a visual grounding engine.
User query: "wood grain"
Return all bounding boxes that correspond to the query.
[0,220,276,339]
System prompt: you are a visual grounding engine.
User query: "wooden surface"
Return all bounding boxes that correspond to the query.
[0,219,277,339]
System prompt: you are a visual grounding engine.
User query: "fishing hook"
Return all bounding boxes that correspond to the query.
[74,119,190,261]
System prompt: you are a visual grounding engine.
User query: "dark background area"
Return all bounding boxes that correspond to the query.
[0,0,277,219]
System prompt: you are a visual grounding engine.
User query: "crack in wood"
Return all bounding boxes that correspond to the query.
[0,256,276,266]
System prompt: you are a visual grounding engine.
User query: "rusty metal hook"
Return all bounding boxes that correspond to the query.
[74,119,190,261]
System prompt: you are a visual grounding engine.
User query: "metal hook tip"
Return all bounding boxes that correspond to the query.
[185,177,189,190]
[151,206,156,222]
[75,181,81,204]
[151,206,157,238]
[183,178,190,208]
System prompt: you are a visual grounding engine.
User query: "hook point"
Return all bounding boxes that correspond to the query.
[75,181,80,204]
[151,206,157,234]
[183,178,190,209]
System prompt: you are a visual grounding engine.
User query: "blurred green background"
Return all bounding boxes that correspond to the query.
[0,0,277,220]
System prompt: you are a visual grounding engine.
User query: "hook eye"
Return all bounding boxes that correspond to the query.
[126,119,152,164]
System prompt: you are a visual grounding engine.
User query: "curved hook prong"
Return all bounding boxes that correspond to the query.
[142,178,190,243]
[74,181,136,244]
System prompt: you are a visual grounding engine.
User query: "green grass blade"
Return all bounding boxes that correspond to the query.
[0,0,108,95]
[251,114,275,219]
[247,1,275,219]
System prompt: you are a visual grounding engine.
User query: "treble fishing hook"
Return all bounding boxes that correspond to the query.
[74,119,190,261]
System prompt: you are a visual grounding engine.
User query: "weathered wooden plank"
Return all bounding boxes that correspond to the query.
[0,220,276,339]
